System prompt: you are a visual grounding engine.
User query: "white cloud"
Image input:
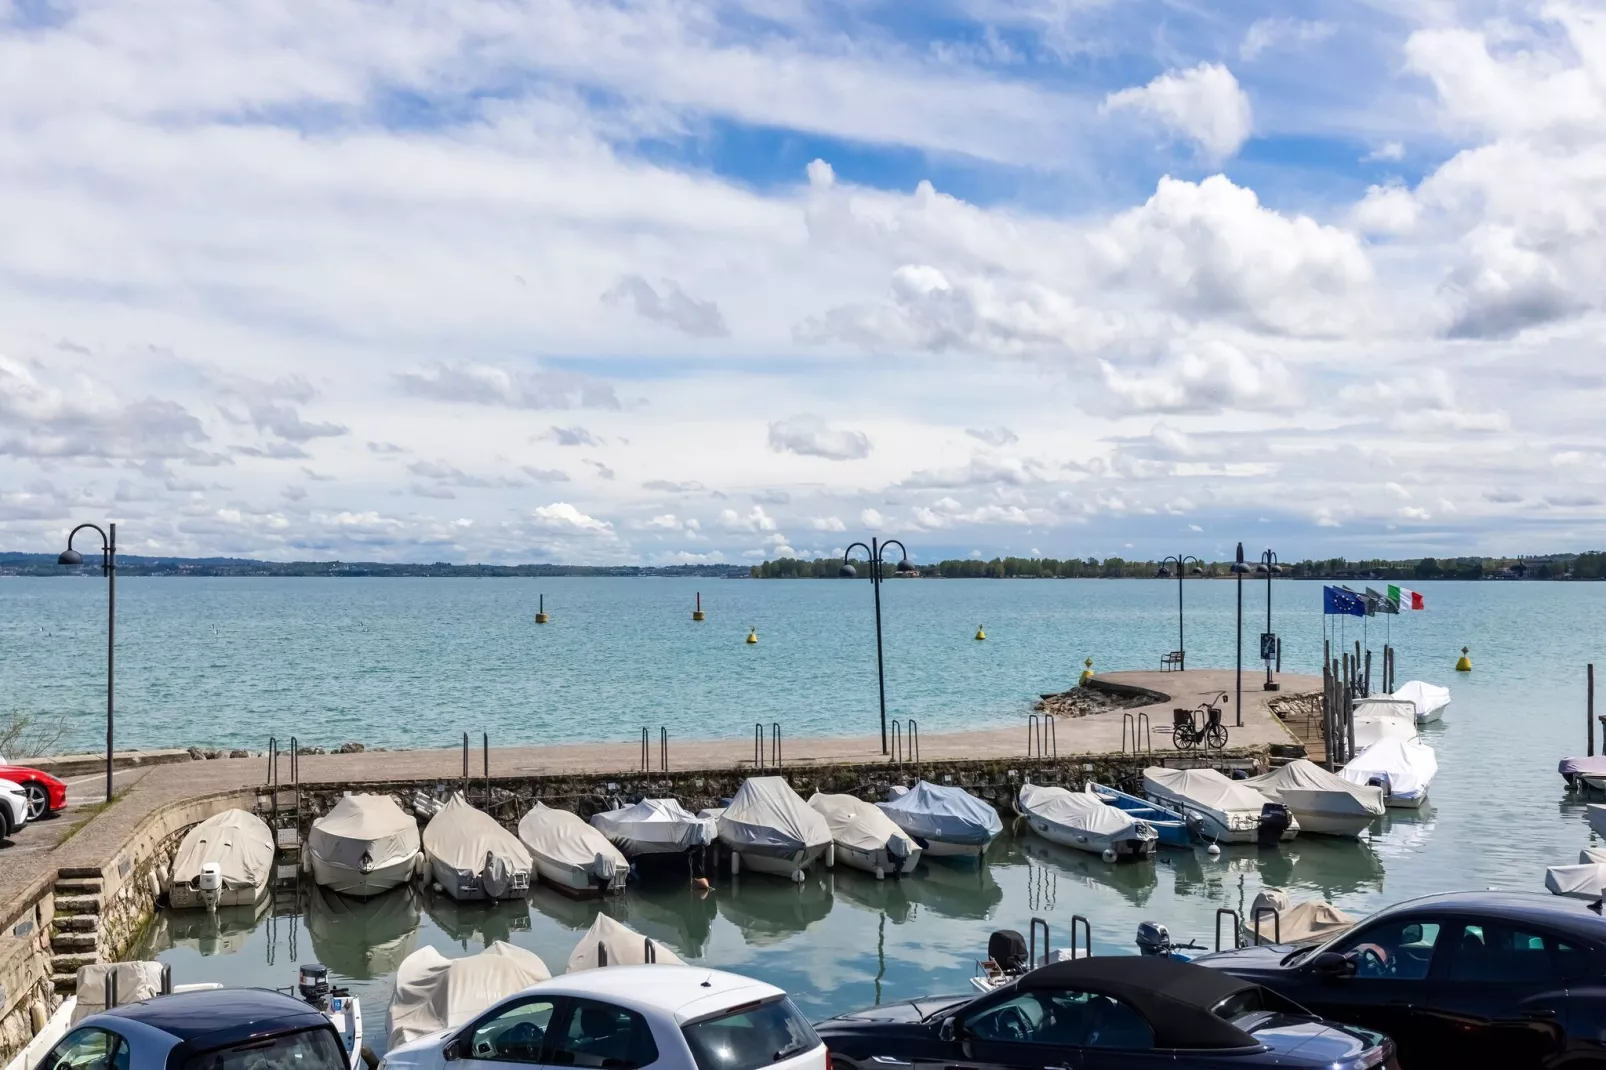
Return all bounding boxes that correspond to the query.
[719,505,778,532]
[529,502,613,535]
[602,276,729,338]
[1103,63,1254,159]
[767,415,872,461]
[1240,19,1336,62]
[808,516,847,532]
[860,508,886,528]
[1099,339,1293,414]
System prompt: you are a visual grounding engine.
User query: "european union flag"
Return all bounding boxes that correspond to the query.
[1323,586,1366,617]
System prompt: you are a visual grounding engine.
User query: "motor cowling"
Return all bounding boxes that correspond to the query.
[988,929,1029,974]
[1135,921,1170,956]
[1257,803,1292,847]
[298,963,330,1007]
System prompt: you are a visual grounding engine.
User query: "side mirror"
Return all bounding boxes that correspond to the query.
[443,1040,461,1062]
[939,1017,957,1043]
[1308,951,1354,980]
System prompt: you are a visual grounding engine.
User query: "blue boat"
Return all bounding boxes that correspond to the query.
[1088,782,1199,847]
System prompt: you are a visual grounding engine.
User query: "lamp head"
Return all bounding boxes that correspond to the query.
[1156,566,1171,578]
[838,563,857,578]
[895,559,917,575]
[57,548,84,566]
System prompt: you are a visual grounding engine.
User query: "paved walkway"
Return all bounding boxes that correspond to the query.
[0,668,1316,916]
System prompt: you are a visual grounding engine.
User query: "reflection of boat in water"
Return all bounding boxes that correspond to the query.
[146,897,270,956]
[1016,832,1158,908]
[421,887,532,949]
[829,868,914,924]
[621,878,718,959]
[305,882,421,980]
[714,871,834,946]
[901,853,1004,920]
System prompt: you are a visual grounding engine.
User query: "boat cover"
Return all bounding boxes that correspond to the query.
[717,777,831,854]
[808,793,917,857]
[1559,755,1606,776]
[518,803,627,877]
[1547,863,1606,900]
[387,941,551,1047]
[590,799,714,853]
[565,913,684,972]
[1143,767,1269,814]
[1591,804,1606,838]
[1248,889,1355,945]
[171,809,275,887]
[308,794,421,874]
[1389,681,1450,717]
[1244,760,1385,816]
[1351,699,1420,748]
[1584,847,1606,865]
[1017,783,1140,838]
[877,781,1002,846]
[72,962,168,1025]
[423,794,533,895]
[1340,738,1438,800]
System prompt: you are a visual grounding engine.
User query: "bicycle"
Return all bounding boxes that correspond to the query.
[1171,692,1229,750]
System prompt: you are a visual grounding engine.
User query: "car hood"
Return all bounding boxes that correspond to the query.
[1244,1014,1388,1066]
[1192,943,1302,974]
[0,778,24,798]
[382,1028,453,1065]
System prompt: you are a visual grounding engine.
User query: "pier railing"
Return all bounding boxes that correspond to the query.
[1121,711,1151,754]
[1026,713,1057,759]
[640,727,668,772]
[753,722,782,769]
[890,718,920,767]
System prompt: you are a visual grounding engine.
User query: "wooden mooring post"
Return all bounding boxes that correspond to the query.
[1590,663,1596,758]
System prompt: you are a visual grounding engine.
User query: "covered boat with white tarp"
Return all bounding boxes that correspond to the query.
[877,781,1002,858]
[307,794,422,897]
[517,802,628,897]
[1389,681,1451,724]
[1142,767,1298,845]
[1560,755,1606,792]
[422,794,533,901]
[808,792,921,878]
[169,809,276,909]
[1547,851,1606,900]
[1351,699,1420,749]
[386,941,551,1049]
[1243,889,1357,946]
[716,777,832,881]
[1340,737,1438,808]
[1016,783,1157,860]
[565,912,685,972]
[1243,759,1385,838]
[589,798,715,862]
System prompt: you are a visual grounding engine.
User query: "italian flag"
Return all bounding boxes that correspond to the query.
[1388,584,1425,610]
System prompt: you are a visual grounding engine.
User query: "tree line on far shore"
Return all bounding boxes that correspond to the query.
[750,553,1600,580]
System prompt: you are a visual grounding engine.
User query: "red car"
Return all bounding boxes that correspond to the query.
[0,759,67,820]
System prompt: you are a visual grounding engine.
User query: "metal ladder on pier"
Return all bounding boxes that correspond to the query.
[262,737,304,916]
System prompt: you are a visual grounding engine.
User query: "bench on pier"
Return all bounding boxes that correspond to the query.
[1160,651,1185,671]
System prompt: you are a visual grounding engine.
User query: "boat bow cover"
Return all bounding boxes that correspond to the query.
[718,777,831,853]
[590,799,714,852]
[809,792,918,857]
[1018,783,1143,838]
[518,803,628,879]
[1351,699,1420,748]
[1339,738,1438,798]
[1142,767,1268,814]
[423,794,533,887]
[386,941,551,1047]
[877,781,1002,846]
[308,794,421,873]
[171,809,275,888]
[1243,760,1385,816]
[1388,681,1450,717]
[1547,862,1606,900]
[1559,755,1606,776]
[565,913,685,972]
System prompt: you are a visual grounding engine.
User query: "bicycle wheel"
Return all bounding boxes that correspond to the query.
[1172,724,1195,750]
[1206,724,1229,749]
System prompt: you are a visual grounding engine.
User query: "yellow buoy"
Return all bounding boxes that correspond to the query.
[693,592,705,621]
[1079,657,1094,686]
[975,624,986,641]
[535,593,549,624]
[1455,646,1472,672]
[746,627,758,645]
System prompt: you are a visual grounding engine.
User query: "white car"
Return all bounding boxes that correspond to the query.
[379,965,828,1070]
[1,777,28,840]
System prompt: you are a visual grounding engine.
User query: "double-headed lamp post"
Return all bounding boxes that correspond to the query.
[57,522,116,804]
[1231,543,1251,726]
[1257,549,1282,691]
[1156,553,1203,671]
[841,537,917,756]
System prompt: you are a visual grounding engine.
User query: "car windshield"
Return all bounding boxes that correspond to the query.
[182,1026,346,1070]
[682,997,820,1070]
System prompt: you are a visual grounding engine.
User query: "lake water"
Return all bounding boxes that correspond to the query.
[49,575,1601,1046]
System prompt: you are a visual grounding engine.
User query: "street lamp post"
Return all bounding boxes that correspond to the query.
[1156,553,1203,670]
[1231,543,1251,726]
[841,537,917,755]
[1257,550,1281,691]
[58,522,116,804]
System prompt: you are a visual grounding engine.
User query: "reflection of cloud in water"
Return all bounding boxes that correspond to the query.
[306,884,421,981]
[902,857,1003,920]
[423,889,532,948]
[1371,808,1437,856]
[715,872,834,947]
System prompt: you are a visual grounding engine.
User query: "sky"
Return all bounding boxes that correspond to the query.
[2,0,1605,566]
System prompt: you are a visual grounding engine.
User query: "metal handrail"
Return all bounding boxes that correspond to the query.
[908,719,919,765]
[1252,906,1281,946]
[1215,908,1242,952]
[1029,917,1050,968]
[890,720,904,764]
[1043,714,1056,759]
[462,732,469,789]
[660,727,668,772]
[771,722,782,767]
[641,727,650,772]
[1121,712,1152,754]
[1070,914,1092,960]
[754,723,764,768]
[1027,714,1040,757]
[483,732,490,808]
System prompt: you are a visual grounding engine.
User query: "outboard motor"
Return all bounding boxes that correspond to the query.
[1135,921,1171,957]
[298,963,331,1008]
[198,863,222,913]
[592,852,618,890]
[988,929,1029,975]
[1257,803,1292,848]
[1366,775,1391,803]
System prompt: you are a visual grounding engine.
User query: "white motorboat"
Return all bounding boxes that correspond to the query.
[808,792,921,878]
[1015,783,1157,860]
[1389,680,1451,724]
[1340,737,1438,808]
[715,776,833,881]
[421,794,533,901]
[386,942,550,1049]
[1559,755,1606,792]
[168,809,276,910]
[1350,698,1420,749]
[1546,851,1606,900]
[877,781,1002,858]
[589,798,715,862]
[565,912,684,971]
[1142,767,1299,845]
[1243,759,1385,838]
[517,802,628,897]
[1243,889,1356,946]
[306,794,422,898]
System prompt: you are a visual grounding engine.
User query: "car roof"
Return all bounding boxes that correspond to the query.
[526,966,786,1023]
[98,988,332,1044]
[1013,958,1258,1051]
[1371,890,1606,937]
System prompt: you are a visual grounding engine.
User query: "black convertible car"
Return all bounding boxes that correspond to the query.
[1194,890,1606,1069]
[815,956,1395,1070]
